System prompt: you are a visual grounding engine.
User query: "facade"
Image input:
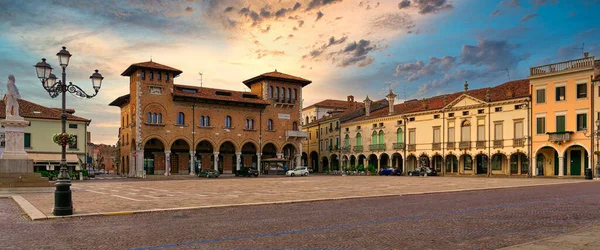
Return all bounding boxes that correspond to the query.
[302,97,354,125]
[110,61,310,177]
[530,54,599,177]
[87,143,118,173]
[0,99,90,171]
[304,80,532,176]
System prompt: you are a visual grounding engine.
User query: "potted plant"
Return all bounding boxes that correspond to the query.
[52,133,77,147]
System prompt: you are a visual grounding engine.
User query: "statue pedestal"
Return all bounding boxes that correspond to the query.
[1,118,30,160]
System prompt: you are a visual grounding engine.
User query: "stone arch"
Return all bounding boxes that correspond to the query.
[330,154,340,171]
[281,142,299,153]
[168,137,193,150]
[217,139,239,152]
[239,139,259,151]
[142,137,166,175]
[559,142,591,158]
[194,138,217,150]
[474,152,489,175]
[261,141,280,153]
[534,144,560,159]
[142,136,168,149]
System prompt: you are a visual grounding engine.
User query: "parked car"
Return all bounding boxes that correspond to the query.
[286,167,309,177]
[379,167,402,176]
[234,167,259,177]
[198,169,220,178]
[407,167,437,176]
[308,167,314,173]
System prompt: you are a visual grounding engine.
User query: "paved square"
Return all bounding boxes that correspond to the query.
[18,176,586,217]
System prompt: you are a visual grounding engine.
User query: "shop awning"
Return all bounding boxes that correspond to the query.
[28,153,81,163]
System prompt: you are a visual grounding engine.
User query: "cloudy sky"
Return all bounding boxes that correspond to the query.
[0,0,599,145]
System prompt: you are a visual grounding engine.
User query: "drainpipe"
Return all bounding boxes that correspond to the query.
[590,75,595,177]
[403,116,407,175]
[527,98,532,178]
[191,103,195,175]
[488,102,491,177]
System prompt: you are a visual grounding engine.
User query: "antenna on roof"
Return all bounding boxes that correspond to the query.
[198,72,203,87]
[150,56,152,62]
[504,68,511,81]
[574,43,584,57]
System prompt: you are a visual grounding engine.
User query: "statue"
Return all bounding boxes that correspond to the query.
[4,75,21,119]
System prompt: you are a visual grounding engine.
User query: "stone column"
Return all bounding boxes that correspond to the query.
[377,156,381,174]
[136,149,144,178]
[164,150,171,176]
[213,152,219,172]
[189,150,196,176]
[295,154,302,168]
[533,157,538,176]
[235,152,241,171]
[257,153,262,174]
[558,156,564,176]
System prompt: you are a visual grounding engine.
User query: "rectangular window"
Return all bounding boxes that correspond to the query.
[514,105,523,110]
[357,126,361,130]
[69,135,78,149]
[462,111,469,116]
[448,127,455,142]
[149,71,154,80]
[577,83,587,99]
[495,107,502,112]
[536,117,546,134]
[24,133,31,148]
[536,89,545,103]
[477,125,484,141]
[514,121,523,138]
[379,123,384,127]
[409,130,416,144]
[577,113,587,131]
[433,127,440,143]
[372,124,377,128]
[68,124,78,129]
[478,109,484,114]
[461,124,470,142]
[166,73,170,82]
[448,113,454,117]
[494,124,503,140]
[555,86,566,101]
[397,120,402,125]
[433,114,440,119]
[141,71,145,80]
[556,115,565,132]
[157,72,161,81]
[409,117,415,122]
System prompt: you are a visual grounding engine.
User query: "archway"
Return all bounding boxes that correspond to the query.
[509,152,528,175]
[368,154,378,168]
[358,154,366,168]
[536,154,545,176]
[536,146,560,176]
[143,138,165,175]
[330,154,339,171]
[391,153,403,173]
[282,143,297,169]
[302,152,308,166]
[406,155,417,172]
[218,141,236,174]
[321,156,329,172]
[380,153,390,169]
[564,145,588,176]
[491,153,508,174]
[241,142,258,170]
[432,155,443,172]
[310,151,319,172]
[418,153,430,169]
[460,154,473,174]
[476,154,489,175]
[262,143,277,159]
[445,155,458,173]
[350,155,357,168]
[170,139,190,175]
[196,140,214,172]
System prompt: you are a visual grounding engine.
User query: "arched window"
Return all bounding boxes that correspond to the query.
[356,133,362,146]
[250,119,254,129]
[293,89,297,101]
[245,119,249,129]
[280,87,285,100]
[269,86,273,99]
[200,116,205,127]
[267,119,273,130]
[372,131,377,145]
[378,130,385,144]
[157,72,161,81]
[305,116,309,125]
[225,116,232,128]
[165,73,170,82]
[345,135,350,146]
[157,113,162,123]
[205,116,210,126]
[147,112,151,123]
[275,87,280,100]
[152,113,157,124]
[292,121,298,131]
[396,128,404,143]
[177,112,185,125]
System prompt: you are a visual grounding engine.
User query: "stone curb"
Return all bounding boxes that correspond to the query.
[10,195,47,220]
[15,180,585,221]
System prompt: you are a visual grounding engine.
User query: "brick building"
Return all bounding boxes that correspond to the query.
[109,61,310,177]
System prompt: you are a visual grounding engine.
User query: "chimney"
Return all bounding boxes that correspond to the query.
[421,98,428,110]
[584,52,589,58]
[386,90,397,115]
[464,81,469,91]
[347,95,354,103]
[506,85,514,98]
[364,96,372,116]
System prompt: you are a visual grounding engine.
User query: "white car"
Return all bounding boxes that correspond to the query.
[286,167,309,177]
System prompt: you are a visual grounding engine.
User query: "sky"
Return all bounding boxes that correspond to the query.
[0,0,599,145]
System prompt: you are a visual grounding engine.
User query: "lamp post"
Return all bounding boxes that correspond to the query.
[34,46,103,216]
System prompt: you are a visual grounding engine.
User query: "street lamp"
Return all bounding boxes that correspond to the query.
[34,46,103,216]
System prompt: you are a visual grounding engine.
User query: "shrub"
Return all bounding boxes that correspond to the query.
[367,165,376,174]
[323,166,330,172]
[39,171,49,177]
[357,164,365,172]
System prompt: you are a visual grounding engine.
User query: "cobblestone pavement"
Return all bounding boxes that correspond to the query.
[18,176,585,216]
[2,182,600,250]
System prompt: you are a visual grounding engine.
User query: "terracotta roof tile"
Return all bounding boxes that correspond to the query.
[0,99,91,122]
[304,99,388,127]
[173,84,270,106]
[121,61,183,76]
[243,71,311,87]
[303,99,354,110]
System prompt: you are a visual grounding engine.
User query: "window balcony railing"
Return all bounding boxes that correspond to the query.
[513,138,525,147]
[353,145,363,152]
[407,144,416,151]
[476,141,485,149]
[547,131,573,143]
[393,142,405,150]
[446,142,455,150]
[369,144,386,151]
[342,145,351,153]
[493,140,504,149]
[459,141,470,150]
[432,142,441,150]
[530,57,595,76]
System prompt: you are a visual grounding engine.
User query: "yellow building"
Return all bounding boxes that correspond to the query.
[530,54,599,177]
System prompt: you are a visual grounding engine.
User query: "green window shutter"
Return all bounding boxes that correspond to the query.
[556,116,565,132]
[24,133,31,148]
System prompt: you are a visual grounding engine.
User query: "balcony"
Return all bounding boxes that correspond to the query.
[447,142,455,150]
[407,144,416,151]
[342,145,351,153]
[353,145,363,152]
[513,138,525,147]
[493,140,504,149]
[393,142,405,150]
[432,143,441,151]
[459,141,470,150]
[285,130,308,139]
[369,144,386,151]
[548,131,573,143]
[476,141,485,149]
[530,57,595,76]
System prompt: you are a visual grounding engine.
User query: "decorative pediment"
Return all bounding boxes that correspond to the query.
[445,94,486,109]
